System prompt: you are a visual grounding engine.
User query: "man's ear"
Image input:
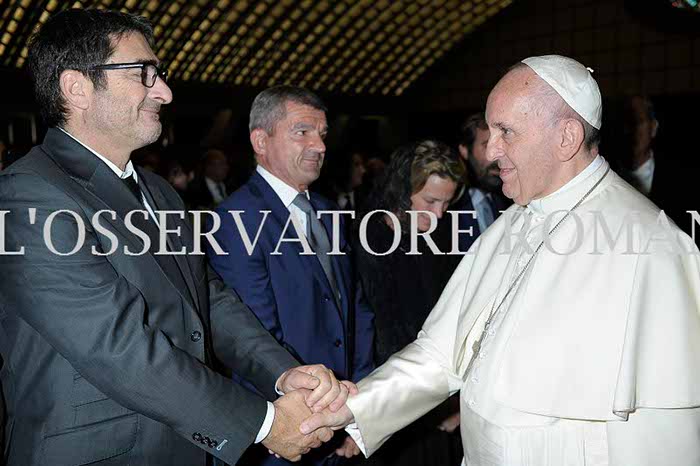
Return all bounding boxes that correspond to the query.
[250,128,269,156]
[651,118,659,139]
[59,70,92,112]
[458,144,469,161]
[557,118,585,162]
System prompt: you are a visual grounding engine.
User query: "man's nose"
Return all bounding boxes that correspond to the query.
[311,134,325,153]
[485,136,501,162]
[149,77,173,104]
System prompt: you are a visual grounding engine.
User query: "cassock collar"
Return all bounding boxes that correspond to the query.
[527,155,606,217]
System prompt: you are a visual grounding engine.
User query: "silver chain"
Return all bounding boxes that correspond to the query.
[459,167,610,379]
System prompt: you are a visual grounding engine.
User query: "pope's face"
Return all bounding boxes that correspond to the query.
[485,68,557,206]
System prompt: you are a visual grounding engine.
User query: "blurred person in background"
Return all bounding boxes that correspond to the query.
[352,140,465,466]
[188,148,231,209]
[451,112,511,251]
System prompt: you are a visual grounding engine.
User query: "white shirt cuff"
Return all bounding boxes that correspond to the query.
[255,401,275,443]
[345,423,367,456]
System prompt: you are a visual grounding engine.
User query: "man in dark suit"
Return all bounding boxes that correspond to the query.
[208,86,375,464]
[187,148,232,209]
[0,9,349,466]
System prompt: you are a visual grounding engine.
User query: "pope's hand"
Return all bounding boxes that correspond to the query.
[277,365,355,412]
[335,435,361,458]
[299,401,355,435]
[262,389,333,462]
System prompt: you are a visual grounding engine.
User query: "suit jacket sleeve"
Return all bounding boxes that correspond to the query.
[209,207,303,360]
[0,172,289,465]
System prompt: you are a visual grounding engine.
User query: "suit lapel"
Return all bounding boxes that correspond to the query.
[41,129,197,312]
[251,173,342,315]
[138,170,199,310]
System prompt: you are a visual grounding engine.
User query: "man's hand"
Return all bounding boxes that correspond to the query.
[277,365,356,412]
[335,436,361,458]
[262,390,333,462]
[299,401,355,435]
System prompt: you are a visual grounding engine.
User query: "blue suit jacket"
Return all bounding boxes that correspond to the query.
[209,172,375,384]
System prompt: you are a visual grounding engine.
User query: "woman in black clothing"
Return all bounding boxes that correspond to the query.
[353,140,466,466]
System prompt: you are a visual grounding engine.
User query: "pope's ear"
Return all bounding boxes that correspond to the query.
[58,70,92,112]
[250,128,269,155]
[557,118,585,161]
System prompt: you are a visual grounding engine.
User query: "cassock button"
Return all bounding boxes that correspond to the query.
[191,330,202,342]
[334,339,342,347]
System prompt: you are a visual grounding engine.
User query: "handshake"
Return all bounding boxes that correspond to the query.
[263,364,359,462]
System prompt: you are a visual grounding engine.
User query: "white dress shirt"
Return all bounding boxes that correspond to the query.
[628,152,655,196]
[256,164,311,237]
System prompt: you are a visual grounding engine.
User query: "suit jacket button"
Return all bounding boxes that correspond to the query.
[211,440,219,448]
[204,436,211,445]
[191,330,202,342]
[323,296,330,302]
[334,339,342,347]
[193,433,202,442]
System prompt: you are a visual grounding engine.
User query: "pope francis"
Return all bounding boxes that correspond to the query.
[300,55,700,466]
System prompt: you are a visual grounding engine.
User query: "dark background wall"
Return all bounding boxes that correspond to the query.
[1,0,699,165]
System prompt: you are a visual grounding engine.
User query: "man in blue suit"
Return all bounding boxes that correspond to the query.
[208,86,374,465]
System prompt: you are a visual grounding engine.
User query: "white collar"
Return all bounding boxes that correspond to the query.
[527,155,606,216]
[58,127,137,182]
[256,164,309,207]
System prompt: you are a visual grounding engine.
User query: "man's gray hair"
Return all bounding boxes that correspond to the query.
[249,85,328,134]
[508,63,600,151]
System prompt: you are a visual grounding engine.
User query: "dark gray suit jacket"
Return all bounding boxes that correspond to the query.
[0,128,298,465]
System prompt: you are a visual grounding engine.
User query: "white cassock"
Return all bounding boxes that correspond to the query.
[346,156,700,466]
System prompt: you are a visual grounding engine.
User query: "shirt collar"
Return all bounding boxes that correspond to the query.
[58,127,137,182]
[527,155,606,216]
[631,151,655,178]
[256,164,309,207]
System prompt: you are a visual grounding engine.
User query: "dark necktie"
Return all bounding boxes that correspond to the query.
[292,193,341,303]
[122,174,144,206]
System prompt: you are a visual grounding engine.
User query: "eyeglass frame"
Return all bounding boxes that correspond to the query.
[89,61,168,88]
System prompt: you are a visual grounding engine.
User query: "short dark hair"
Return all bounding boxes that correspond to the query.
[249,85,328,134]
[459,112,488,152]
[366,140,465,227]
[28,8,153,128]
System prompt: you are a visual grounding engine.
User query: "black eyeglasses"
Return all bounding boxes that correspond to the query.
[90,62,168,88]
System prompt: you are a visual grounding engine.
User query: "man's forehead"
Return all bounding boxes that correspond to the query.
[282,102,327,125]
[110,32,158,62]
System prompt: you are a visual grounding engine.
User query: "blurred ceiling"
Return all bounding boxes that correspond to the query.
[0,0,513,96]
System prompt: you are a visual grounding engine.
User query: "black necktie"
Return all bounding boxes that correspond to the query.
[292,193,341,302]
[122,174,144,206]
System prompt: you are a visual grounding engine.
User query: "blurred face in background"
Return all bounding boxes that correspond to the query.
[469,127,502,192]
[410,174,458,232]
[168,163,190,191]
[204,149,230,182]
